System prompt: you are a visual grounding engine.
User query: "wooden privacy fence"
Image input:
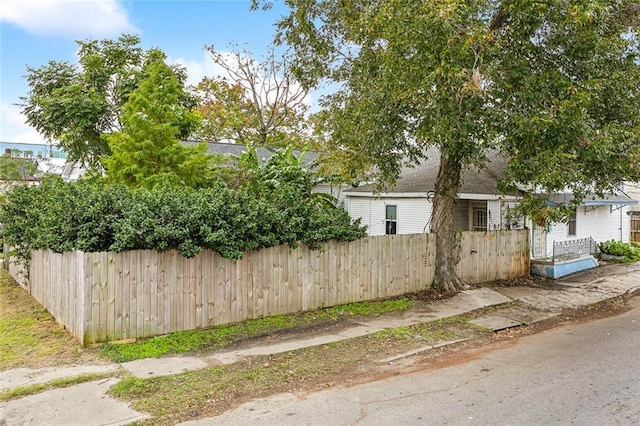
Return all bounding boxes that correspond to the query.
[7,230,529,345]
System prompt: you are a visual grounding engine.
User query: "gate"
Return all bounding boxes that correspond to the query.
[531,225,548,259]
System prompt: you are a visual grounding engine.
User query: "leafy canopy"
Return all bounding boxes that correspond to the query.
[254,0,640,293]
[103,50,212,189]
[20,34,195,168]
[258,0,640,204]
[0,168,365,263]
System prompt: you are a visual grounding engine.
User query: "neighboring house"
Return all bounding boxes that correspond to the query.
[530,192,635,258]
[344,153,636,259]
[0,142,72,185]
[345,154,522,236]
[60,160,86,182]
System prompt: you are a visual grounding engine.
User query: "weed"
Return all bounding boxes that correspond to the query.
[99,300,411,362]
[99,316,298,362]
[0,372,115,401]
[372,326,417,341]
[600,240,640,262]
[305,298,413,321]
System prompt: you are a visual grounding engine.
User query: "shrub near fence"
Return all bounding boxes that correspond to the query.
[6,230,529,345]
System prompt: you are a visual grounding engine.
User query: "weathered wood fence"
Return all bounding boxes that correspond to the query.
[6,230,529,345]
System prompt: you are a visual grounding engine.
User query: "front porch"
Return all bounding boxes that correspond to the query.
[531,236,599,279]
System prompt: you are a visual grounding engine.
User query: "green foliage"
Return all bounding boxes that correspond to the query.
[0,373,115,402]
[0,155,39,183]
[254,0,640,291]
[103,51,211,189]
[307,298,413,320]
[0,171,365,263]
[99,316,297,362]
[599,240,640,262]
[20,34,195,168]
[99,298,410,363]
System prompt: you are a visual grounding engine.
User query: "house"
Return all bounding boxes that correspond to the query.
[345,154,523,236]
[529,192,636,259]
[0,142,73,184]
[620,182,640,243]
[344,153,636,259]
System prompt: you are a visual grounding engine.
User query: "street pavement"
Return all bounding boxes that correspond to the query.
[2,262,640,426]
[194,297,640,425]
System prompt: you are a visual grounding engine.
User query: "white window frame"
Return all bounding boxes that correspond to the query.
[472,207,488,231]
[385,205,397,235]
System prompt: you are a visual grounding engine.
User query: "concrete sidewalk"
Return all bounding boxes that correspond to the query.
[2,262,640,426]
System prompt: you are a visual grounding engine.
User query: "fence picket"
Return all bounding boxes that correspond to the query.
[10,231,529,344]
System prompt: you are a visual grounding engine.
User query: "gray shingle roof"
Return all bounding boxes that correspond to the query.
[346,151,510,195]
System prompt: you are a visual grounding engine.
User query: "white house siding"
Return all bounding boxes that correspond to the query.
[348,196,431,236]
[625,183,640,211]
[454,200,470,230]
[542,205,630,257]
[313,183,350,207]
[348,196,511,236]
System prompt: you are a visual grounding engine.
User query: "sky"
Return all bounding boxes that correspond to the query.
[0,0,290,145]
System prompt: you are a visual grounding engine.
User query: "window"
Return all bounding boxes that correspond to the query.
[568,208,577,236]
[385,205,397,235]
[472,208,488,231]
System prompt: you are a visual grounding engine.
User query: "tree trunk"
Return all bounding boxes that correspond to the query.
[429,152,466,296]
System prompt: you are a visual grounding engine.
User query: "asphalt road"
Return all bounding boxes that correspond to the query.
[188,298,640,425]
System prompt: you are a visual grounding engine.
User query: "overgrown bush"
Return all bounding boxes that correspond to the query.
[0,175,366,263]
[598,240,640,262]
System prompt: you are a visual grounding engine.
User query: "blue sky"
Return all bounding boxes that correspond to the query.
[0,0,290,145]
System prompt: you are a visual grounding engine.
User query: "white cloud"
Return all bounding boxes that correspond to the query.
[0,102,48,144]
[0,0,137,38]
[171,51,230,87]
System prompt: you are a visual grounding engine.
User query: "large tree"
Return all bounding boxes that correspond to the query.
[20,34,195,168]
[103,51,212,189]
[254,0,640,294]
[193,46,310,148]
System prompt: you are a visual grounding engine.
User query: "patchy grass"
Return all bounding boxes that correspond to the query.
[0,265,412,367]
[0,270,103,371]
[99,316,298,363]
[99,298,414,363]
[306,298,413,320]
[0,372,116,402]
[109,319,485,425]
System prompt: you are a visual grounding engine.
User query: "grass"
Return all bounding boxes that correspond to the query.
[98,315,298,362]
[99,298,414,363]
[109,319,485,425]
[306,298,413,320]
[0,269,97,371]
[0,372,116,402]
[0,266,414,367]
